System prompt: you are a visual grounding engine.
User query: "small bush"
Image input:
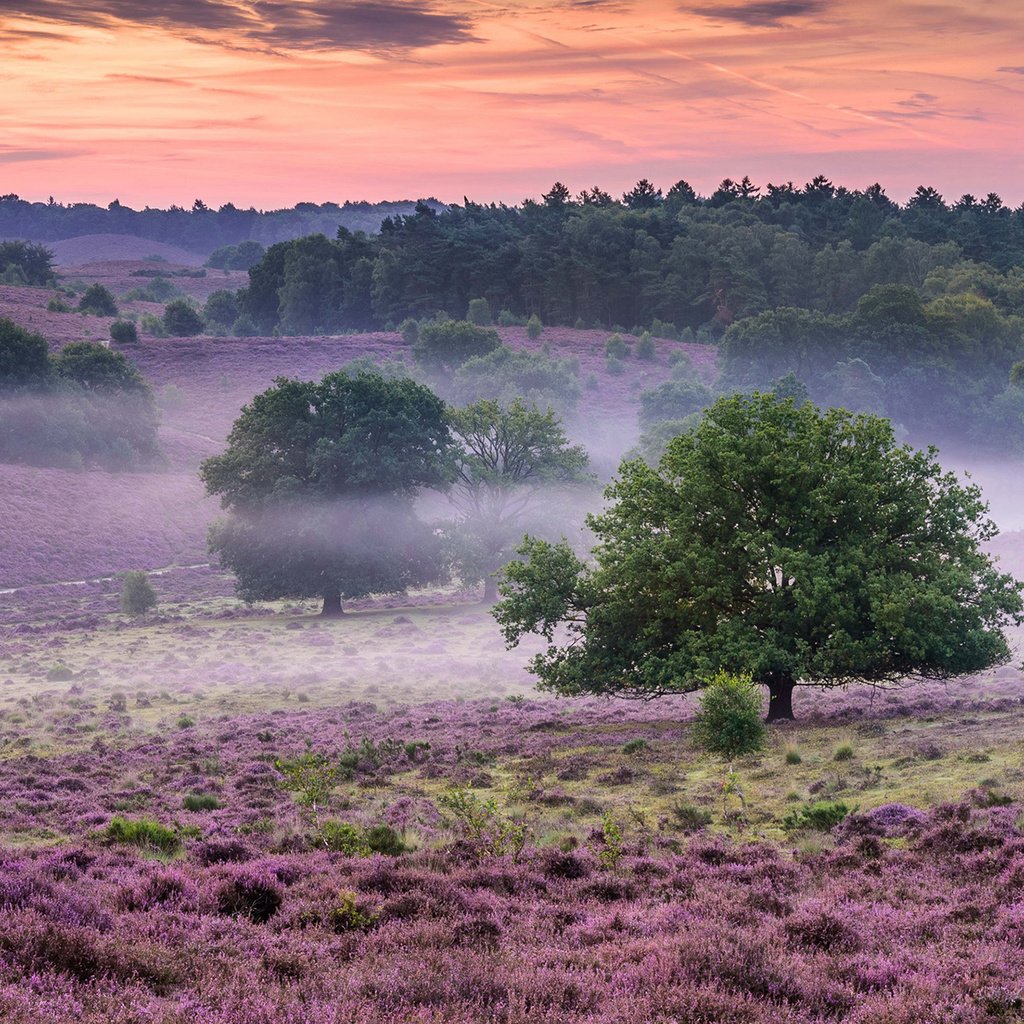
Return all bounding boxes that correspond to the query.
[413,320,501,373]
[47,297,72,313]
[110,320,138,344]
[693,671,766,759]
[635,331,655,360]
[782,800,852,832]
[78,283,118,316]
[320,820,368,855]
[671,801,713,832]
[605,333,629,359]
[606,356,624,375]
[139,313,167,337]
[364,824,409,855]
[120,570,157,616]
[498,309,521,327]
[183,793,222,812]
[104,816,181,854]
[834,744,855,762]
[785,748,803,765]
[163,299,204,337]
[526,314,543,339]
[467,298,492,326]
[328,890,376,932]
[399,317,419,345]
[231,313,258,337]
[176,715,195,729]
[46,663,74,681]
[217,868,282,923]
[622,738,648,755]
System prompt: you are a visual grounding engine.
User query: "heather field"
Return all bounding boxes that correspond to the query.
[4,266,1024,1023]
[1,588,1023,1023]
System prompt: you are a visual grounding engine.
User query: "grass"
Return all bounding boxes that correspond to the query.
[102,816,182,855]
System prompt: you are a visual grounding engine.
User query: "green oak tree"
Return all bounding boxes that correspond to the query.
[201,369,455,616]
[448,399,592,601]
[493,393,1023,720]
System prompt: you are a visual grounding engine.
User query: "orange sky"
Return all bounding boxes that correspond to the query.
[1,0,1022,208]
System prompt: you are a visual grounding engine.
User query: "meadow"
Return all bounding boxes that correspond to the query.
[2,263,1024,1022]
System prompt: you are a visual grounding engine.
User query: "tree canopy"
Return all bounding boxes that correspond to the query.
[201,369,456,615]
[493,393,1023,720]
[448,399,591,599]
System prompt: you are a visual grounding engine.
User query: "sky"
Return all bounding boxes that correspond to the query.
[0,0,1022,209]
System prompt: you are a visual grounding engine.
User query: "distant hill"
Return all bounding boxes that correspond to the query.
[46,235,206,267]
[0,197,445,258]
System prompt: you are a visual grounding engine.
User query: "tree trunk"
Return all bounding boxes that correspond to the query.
[765,674,796,722]
[483,575,499,603]
[321,590,344,618]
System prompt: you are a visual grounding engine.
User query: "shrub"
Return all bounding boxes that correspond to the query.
[452,346,581,415]
[671,801,713,832]
[413,320,501,373]
[203,289,240,328]
[78,283,118,316]
[103,816,181,854]
[498,309,521,327]
[651,318,679,340]
[635,331,655,360]
[319,820,368,855]
[47,297,72,313]
[46,664,73,681]
[328,890,376,932]
[606,356,624,375]
[177,715,195,729]
[183,793,222,812]
[139,313,167,337]
[784,748,803,765]
[216,868,282,923]
[467,298,492,326]
[526,314,543,339]
[605,333,629,359]
[163,299,204,337]
[622,738,648,755]
[364,824,409,855]
[693,671,767,759]
[834,744,855,761]
[231,313,258,337]
[782,800,852,832]
[110,320,138,344]
[399,317,419,345]
[120,571,157,616]
[667,349,691,370]
[638,379,713,430]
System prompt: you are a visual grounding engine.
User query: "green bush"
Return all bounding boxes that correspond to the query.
[139,313,167,337]
[121,571,157,616]
[467,298,492,326]
[635,331,655,360]
[183,793,222,812]
[605,333,630,359]
[399,317,419,345]
[671,801,713,832]
[110,320,138,344]
[782,800,851,832]
[693,671,767,759]
[498,309,522,327]
[784,748,803,765]
[103,816,181,854]
[319,820,368,855]
[328,890,377,932]
[651,318,679,340]
[622,738,648,755]
[203,290,240,328]
[526,314,543,340]
[364,824,409,855]
[46,664,73,681]
[163,300,204,337]
[413,320,500,373]
[834,744,855,761]
[176,715,195,729]
[606,355,624,376]
[78,284,118,317]
[47,297,72,313]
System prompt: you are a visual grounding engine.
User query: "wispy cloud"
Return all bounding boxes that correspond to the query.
[685,0,829,27]
[0,1,477,52]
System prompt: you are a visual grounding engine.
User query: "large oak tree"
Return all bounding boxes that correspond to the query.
[494,393,1023,720]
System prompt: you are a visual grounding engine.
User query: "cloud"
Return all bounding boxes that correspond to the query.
[0,1,476,52]
[685,0,828,27]
[997,66,1024,74]
[0,146,90,163]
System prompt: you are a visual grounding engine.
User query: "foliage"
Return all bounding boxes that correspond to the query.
[596,812,624,871]
[110,320,138,344]
[635,331,655,360]
[412,319,501,374]
[670,801,713,832]
[450,346,581,416]
[447,399,591,594]
[467,297,492,325]
[183,793,222,812]
[0,239,54,285]
[605,333,629,359]
[494,393,1023,720]
[399,317,419,345]
[120,570,157,616]
[439,786,530,861]
[203,290,241,329]
[0,317,50,389]
[319,820,369,855]
[526,314,543,339]
[328,890,377,932]
[782,800,853,832]
[693,671,767,757]
[638,378,713,430]
[163,299,205,337]
[202,368,455,614]
[206,240,265,270]
[102,816,181,855]
[77,283,118,316]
